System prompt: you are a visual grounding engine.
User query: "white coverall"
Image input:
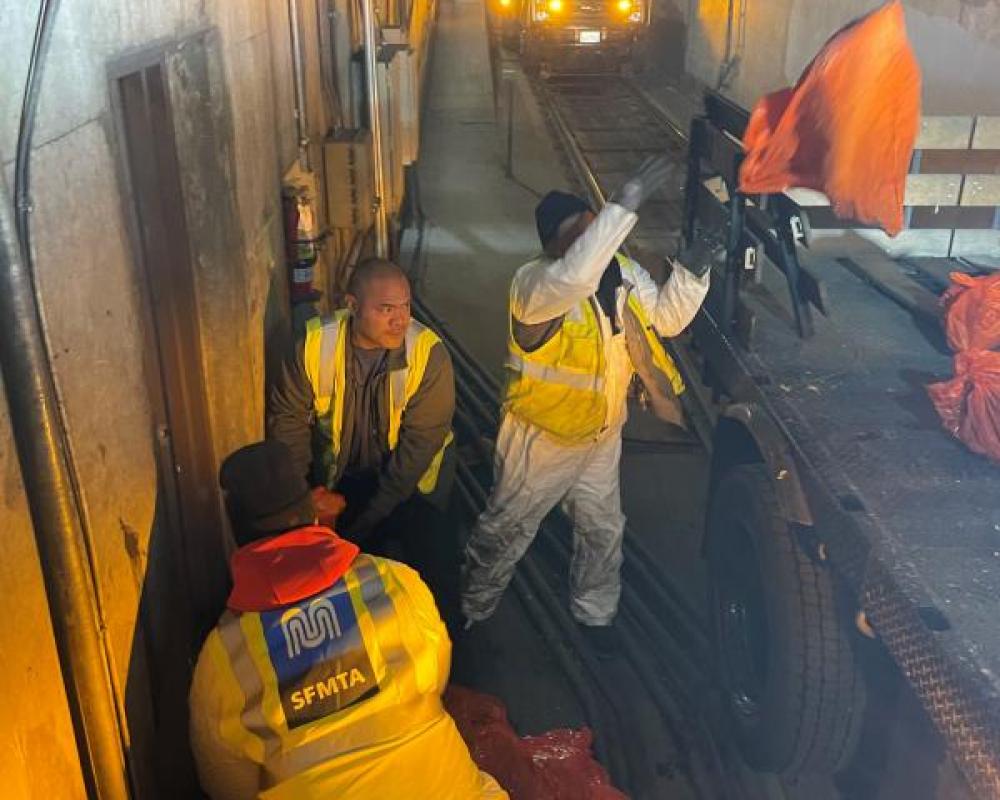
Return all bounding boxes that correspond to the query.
[461,203,709,626]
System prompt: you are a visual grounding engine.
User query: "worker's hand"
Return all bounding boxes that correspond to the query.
[610,155,674,212]
[311,487,347,529]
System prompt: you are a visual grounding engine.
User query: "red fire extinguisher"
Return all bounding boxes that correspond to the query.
[282,187,319,304]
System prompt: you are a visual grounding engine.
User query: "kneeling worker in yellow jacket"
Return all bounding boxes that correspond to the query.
[190,440,506,800]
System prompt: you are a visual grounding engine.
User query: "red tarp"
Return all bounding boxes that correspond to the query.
[444,685,627,800]
[927,272,1000,463]
[738,0,921,236]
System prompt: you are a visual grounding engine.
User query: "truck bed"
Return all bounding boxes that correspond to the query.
[721,231,1000,702]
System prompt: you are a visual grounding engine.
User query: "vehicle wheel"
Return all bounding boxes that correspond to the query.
[706,464,865,775]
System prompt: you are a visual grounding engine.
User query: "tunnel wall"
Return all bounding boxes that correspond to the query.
[0,2,347,797]
[684,0,1000,115]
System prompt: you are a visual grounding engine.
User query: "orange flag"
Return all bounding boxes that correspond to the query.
[738,0,921,236]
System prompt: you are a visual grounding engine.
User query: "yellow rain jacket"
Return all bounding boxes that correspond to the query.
[190,526,506,800]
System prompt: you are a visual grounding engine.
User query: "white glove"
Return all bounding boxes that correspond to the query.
[610,155,674,212]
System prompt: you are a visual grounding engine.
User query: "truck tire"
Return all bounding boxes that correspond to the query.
[706,464,865,775]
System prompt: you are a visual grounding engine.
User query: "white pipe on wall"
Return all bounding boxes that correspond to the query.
[289,0,312,170]
[362,0,389,256]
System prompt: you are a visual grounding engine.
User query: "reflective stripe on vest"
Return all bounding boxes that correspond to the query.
[504,254,684,443]
[302,312,452,493]
[214,555,441,788]
[505,352,606,393]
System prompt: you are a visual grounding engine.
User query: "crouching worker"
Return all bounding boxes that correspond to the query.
[189,440,506,800]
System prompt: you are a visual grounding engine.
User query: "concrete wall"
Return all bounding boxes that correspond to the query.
[0,1,328,795]
[686,0,1000,115]
[0,0,438,790]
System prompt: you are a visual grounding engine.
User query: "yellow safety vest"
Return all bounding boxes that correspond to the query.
[302,310,453,494]
[201,555,505,799]
[504,254,685,444]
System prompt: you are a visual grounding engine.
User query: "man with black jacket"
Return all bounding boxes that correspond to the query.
[268,258,458,624]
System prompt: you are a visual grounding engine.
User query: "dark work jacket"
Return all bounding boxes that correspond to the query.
[266,323,455,534]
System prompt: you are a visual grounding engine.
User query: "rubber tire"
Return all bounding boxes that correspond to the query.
[707,464,865,775]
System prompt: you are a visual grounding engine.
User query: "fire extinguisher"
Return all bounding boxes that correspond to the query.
[282,187,319,304]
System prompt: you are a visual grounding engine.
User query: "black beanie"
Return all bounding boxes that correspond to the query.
[535,191,592,247]
[219,440,315,544]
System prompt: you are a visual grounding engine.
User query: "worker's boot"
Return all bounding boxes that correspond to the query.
[578,622,619,660]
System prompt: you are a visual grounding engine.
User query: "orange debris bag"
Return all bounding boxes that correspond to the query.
[927,272,1000,463]
[738,0,921,235]
[444,685,627,800]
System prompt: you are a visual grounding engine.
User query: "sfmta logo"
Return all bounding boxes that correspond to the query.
[280,598,343,659]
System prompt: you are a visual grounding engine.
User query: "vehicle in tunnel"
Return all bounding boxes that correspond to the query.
[515,0,649,74]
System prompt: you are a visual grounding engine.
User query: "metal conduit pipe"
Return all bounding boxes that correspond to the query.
[8,0,129,795]
[0,186,129,798]
[288,0,312,170]
[361,0,390,256]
